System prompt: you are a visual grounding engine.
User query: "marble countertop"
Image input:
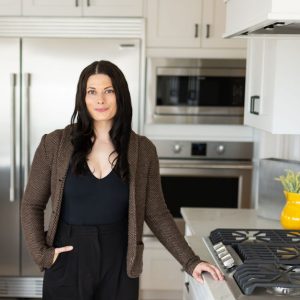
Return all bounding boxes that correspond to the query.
[180,207,281,237]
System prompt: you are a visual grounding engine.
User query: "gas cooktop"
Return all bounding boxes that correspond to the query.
[203,228,300,299]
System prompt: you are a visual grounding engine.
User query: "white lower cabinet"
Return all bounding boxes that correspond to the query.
[183,273,197,300]
[183,272,214,300]
[140,237,184,300]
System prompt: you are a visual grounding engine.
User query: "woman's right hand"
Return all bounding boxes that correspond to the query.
[52,245,74,265]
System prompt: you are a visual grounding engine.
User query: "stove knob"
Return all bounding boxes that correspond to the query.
[218,250,229,258]
[216,246,226,254]
[221,253,235,268]
[223,257,235,269]
[213,242,224,251]
[216,144,225,155]
[221,254,231,262]
[173,144,182,154]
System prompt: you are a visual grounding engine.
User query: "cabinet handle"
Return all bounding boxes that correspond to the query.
[119,44,136,48]
[194,24,199,38]
[10,73,17,202]
[206,24,210,38]
[250,95,260,115]
[75,0,78,6]
[87,0,90,6]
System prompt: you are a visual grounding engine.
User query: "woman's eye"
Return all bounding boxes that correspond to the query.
[105,89,115,94]
[87,90,95,95]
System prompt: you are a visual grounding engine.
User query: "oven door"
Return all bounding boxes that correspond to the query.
[143,159,252,236]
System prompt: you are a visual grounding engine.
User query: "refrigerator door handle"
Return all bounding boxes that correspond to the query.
[23,73,31,191]
[10,73,17,202]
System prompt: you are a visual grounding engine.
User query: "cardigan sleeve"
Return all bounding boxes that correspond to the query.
[20,134,55,271]
[144,142,203,276]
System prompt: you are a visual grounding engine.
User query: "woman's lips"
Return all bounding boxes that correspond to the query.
[95,108,108,112]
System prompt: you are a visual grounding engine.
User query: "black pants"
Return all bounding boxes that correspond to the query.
[42,218,139,300]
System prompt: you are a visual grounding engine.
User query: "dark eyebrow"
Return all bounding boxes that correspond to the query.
[87,86,113,90]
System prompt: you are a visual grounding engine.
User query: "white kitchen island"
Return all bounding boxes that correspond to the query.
[180,208,282,300]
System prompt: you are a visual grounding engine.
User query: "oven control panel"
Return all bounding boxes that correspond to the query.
[150,139,253,160]
[191,143,207,156]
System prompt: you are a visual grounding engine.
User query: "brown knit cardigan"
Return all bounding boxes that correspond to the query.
[21,124,202,278]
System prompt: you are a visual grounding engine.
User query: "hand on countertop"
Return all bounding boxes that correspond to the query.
[192,261,224,284]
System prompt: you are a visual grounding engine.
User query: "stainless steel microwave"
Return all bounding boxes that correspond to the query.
[145,58,246,125]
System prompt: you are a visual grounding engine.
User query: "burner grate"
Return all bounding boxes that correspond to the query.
[210,228,300,245]
[237,244,300,265]
[233,263,300,295]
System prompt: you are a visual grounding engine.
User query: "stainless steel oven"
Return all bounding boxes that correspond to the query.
[145,58,246,125]
[143,140,253,236]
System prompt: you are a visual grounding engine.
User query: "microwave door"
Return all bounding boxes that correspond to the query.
[154,68,244,124]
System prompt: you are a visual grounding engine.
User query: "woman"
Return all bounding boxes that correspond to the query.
[21,60,223,300]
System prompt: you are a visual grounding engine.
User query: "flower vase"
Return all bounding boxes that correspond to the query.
[280,191,300,229]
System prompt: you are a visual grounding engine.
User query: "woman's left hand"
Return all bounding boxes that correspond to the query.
[192,261,224,284]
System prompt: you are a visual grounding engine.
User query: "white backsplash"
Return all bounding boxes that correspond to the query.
[252,128,300,208]
[256,130,300,161]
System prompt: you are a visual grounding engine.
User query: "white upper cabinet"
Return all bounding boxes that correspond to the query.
[23,0,81,16]
[0,0,21,16]
[22,0,143,17]
[146,0,246,49]
[83,0,143,17]
[244,38,300,134]
[146,0,202,48]
[201,0,245,48]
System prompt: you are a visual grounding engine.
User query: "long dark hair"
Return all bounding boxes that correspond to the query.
[69,60,132,183]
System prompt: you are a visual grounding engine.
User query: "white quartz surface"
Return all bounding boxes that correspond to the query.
[181,208,282,300]
[181,208,281,237]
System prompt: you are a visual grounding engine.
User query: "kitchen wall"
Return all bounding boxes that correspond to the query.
[251,129,300,208]
[256,131,300,161]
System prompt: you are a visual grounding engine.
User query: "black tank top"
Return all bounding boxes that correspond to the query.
[60,161,129,225]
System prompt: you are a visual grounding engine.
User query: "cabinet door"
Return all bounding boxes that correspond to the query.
[22,0,82,16]
[244,39,275,132]
[83,0,143,17]
[140,238,184,291]
[244,38,300,134]
[0,0,21,15]
[146,0,202,48]
[201,0,246,49]
[0,38,21,276]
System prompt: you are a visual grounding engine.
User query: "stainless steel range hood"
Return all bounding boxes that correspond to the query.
[244,21,300,35]
[224,0,300,37]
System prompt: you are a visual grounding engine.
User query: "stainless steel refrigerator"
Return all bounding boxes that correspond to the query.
[0,37,141,298]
